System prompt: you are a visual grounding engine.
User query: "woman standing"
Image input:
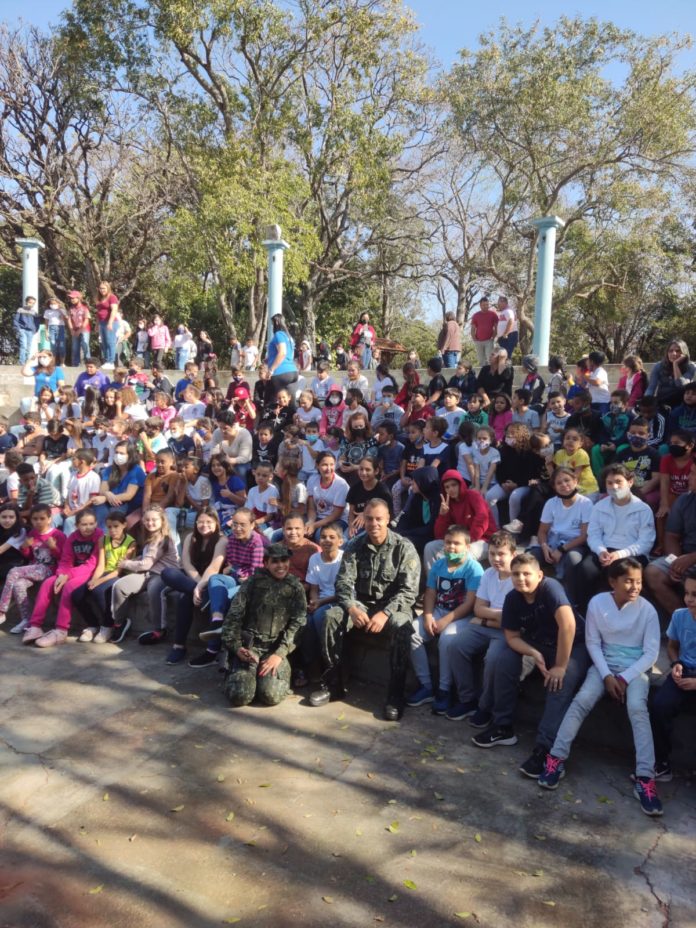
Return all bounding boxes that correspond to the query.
[94,281,121,369]
[267,314,298,399]
[645,340,696,409]
[350,313,377,369]
[195,330,214,365]
[148,314,172,367]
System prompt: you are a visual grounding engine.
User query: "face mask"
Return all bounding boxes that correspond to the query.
[610,403,623,413]
[477,438,490,450]
[38,357,50,367]
[352,428,366,437]
[628,435,646,448]
[383,398,393,407]
[327,396,340,407]
[556,488,577,500]
[539,446,554,458]
[114,452,128,466]
[505,437,516,447]
[608,485,631,501]
[196,428,207,438]
[307,434,319,444]
[445,551,466,563]
[668,444,688,458]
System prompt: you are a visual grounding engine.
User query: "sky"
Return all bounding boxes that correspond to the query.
[8,0,696,62]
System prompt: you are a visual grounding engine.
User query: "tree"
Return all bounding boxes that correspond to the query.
[444,17,696,351]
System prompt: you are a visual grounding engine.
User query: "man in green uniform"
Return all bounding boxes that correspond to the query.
[221,543,307,707]
[309,499,421,720]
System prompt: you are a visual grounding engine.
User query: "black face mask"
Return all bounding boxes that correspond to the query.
[556,488,577,500]
[352,428,366,437]
[668,444,689,458]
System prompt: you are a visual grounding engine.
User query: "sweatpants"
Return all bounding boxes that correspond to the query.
[0,563,54,621]
[29,563,94,631]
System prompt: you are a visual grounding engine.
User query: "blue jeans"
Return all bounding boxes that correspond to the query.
[300,602,332,666]
[72,332,90,366]
[161,567,220,653]
[99,320,117,363]
[498,331,519,356]
[448,621,507,708]
[443,350,460,369]
[361,346,372,369]
[17,329,34,364]
[208,574,240,618]
[48,325,66,363]
[92,503,127,530]
[176,348,187,370]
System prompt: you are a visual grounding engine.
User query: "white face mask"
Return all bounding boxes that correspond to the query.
[477,438,490,450]
[38,357,50,367]
[113,452,128,466]
[383,397,393,407]
[608,485,631,501]
[504,436,516,447]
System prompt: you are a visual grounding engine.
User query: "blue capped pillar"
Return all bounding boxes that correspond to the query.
[530,216,564,366]
[262,225,290,349]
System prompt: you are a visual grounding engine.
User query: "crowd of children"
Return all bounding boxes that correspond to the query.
[2,335,696,819]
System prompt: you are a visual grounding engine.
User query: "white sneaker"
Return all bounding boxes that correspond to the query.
[10,618,29,634]
[503,519,524,534]
[94,626,113,644]
[79,627,98,642]
[101,362,115,370]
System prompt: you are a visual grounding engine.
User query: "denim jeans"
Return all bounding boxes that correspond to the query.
[208,573,240,618]
[300,602,333,666]
[497,331,519,356]
[650,674,696,764]
[48,325,66,363]
[443,350,460,369]
[491,640,590,749]
[17,329,34,364]
[552,665,654,777]
[71,332,90,366]
[175,348,188,370]
[99,320,117,363]
[161,566,220,653]
[449,621,508,708]
[410,609,472,691]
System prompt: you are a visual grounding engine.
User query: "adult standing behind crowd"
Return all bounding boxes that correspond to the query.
[645,339,696,409]
[267,314,298,398]
[350,313,377,369]
[476,347,514,401]
[14,295,40,364]
[94,281,121,369]
[148,314,172,367]
[496,296,518,357]
[43,297,69,365]
[470,296,499,367]
[67,291,91,366]
[437,311,462,369]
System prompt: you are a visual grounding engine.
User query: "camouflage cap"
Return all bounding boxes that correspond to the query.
[265,542,291,560]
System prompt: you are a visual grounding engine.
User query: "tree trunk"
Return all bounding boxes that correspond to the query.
[218,290,237,339]
[301,292,317,352]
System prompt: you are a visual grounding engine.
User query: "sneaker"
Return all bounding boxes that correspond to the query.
[472,725,518,748]
[406,685,434,707]
[35,628,68,648]
[93,626,113,644]
[166,647,187,665]
[654,761,673,783]
[78,627,98,643]
[538,754,566,790]
[101,362,114,370]
[503,518,524,534]
[446,700,478,721]
[10,618,29,634]
[468,708,493,729]
[199,622,224,642]
[188,650,218,668]
[112,618,132,644]
[22,626,44,644]
[431,689,451,716]
[633,777,664,817]
[519,746,548,779]
[138,629,167,645]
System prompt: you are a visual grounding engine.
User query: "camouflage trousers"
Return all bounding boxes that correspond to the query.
[321,605,413,694]
[224,651,291,707]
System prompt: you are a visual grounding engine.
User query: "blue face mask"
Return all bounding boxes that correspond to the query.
[445,551,466,562]
[307,434,319,444]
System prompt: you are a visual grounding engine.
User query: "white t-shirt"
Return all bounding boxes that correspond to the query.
[173,332,190,349]
[306,550,344,599]
[496,308,517,339]
[124,403,148,421]
[307,473,349,520]
[67,470,101,510]
[187,475,212,505]
[342,375,370,400]
[470,445,501,484]
[477,566,514,610]
[247,483,280,514]
[588,367,611,404]
[296,406,322,428]
[242,345,259,368]
[540,494,594,548]
[457,441,474,482]
[310,376,336,401]
[301,438,325,474]
[44,307,66,327]
[179,401,207,422]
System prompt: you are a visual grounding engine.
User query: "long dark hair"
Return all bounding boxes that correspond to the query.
[272,315,289,335]
[189,506,222,575]
[0,503,23,544]
[108,441,141,489]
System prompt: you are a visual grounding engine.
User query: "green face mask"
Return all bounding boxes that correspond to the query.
[445,551,466,563]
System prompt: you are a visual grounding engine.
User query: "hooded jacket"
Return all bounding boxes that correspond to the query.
[434,469,496,543]
[395,466,441,553]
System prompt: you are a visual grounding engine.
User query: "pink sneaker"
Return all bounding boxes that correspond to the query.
[22,626,45,644]
[35,629,68,648]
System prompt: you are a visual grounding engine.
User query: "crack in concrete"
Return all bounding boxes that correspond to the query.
[633,825,671,928]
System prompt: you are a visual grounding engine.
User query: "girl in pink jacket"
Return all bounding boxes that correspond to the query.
[148,315,172,366]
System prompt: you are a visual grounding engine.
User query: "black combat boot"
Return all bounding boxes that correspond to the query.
[309,664,347,707]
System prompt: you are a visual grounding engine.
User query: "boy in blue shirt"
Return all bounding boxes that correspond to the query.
[375,421,404,487]
[407,525,483,715]
[650,566,696,782]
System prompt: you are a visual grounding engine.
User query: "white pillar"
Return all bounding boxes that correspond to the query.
[15,237,45,303]
[530,216,564,367]
[262,225,289,350]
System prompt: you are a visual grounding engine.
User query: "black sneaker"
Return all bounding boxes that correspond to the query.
[138,629,167,645]
[654,761,673,782]
[468,708,493,729]
[166,647,187,665]
[472,725,518,748]
[112,617,132,644]
[188,650,218,668]
[519,746,547,779]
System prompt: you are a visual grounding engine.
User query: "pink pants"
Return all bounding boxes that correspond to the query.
[29,565,95,631]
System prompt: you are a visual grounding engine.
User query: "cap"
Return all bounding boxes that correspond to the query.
[68,290,82,299]
[265,542,291,560]
[233,385,250,400]
[522,354,539,372]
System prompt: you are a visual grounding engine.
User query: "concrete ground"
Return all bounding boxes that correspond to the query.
[1,634,695,928]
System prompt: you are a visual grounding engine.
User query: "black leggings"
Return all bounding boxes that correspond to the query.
[270,371,298,398]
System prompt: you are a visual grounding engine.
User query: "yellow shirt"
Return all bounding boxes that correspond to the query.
[553,448,598,495]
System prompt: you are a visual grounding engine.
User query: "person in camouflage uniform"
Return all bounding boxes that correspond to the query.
[221,543,307,707]
[309,499,421,720]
